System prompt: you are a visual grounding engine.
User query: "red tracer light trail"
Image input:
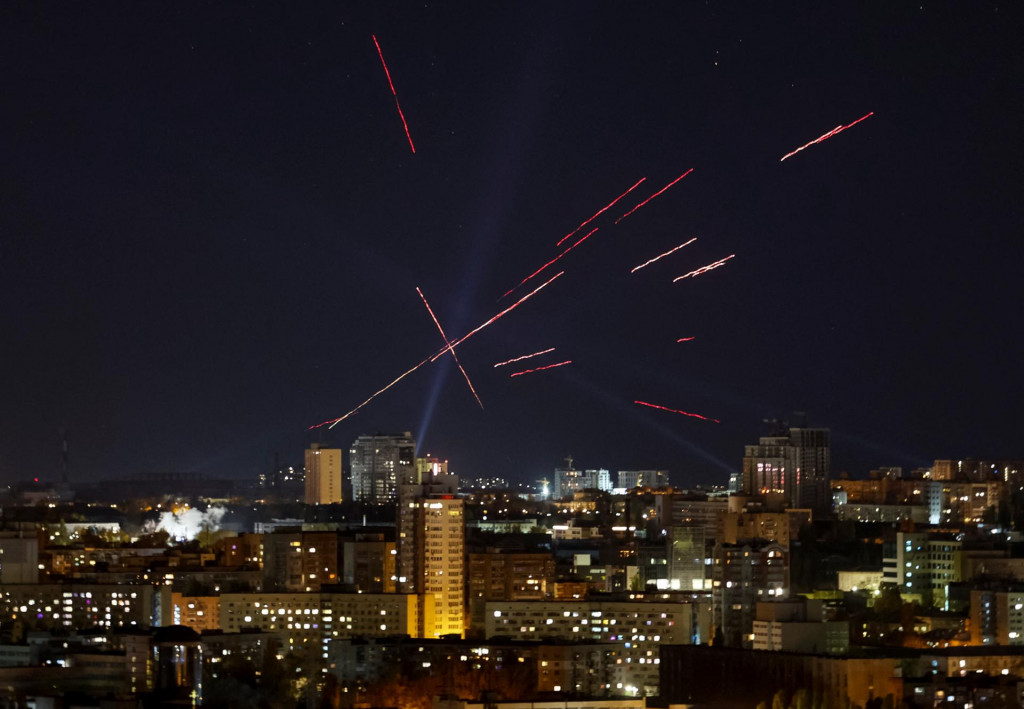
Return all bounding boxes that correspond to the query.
[417,287,484,409]
[634,400,720,424]
[314,271,565,429]
[673,254,735,282]
[510,360,572,378]
[501,227,598,299]
[676,337,696,342]
[372,35,416,154]
[631,237,697,273]
[494,348,556,368]
[432,270,565,363]
[780,111,874,162]
[556,178,646,246]
[310,352,435,429]
[309,415,347,430]
[615,169,693,224]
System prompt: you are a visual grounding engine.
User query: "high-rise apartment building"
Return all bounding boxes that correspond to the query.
[417,495,465,638]
[712,540,788,648]
[395,457,465,638]
[349,433,415,504]
[742,427,831,512]
[396,458,458,593]
[304,444,343,505]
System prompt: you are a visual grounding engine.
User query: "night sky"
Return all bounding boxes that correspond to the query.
[3,3,1021,488]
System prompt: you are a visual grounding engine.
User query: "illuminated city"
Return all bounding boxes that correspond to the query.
[2,4,1021,709]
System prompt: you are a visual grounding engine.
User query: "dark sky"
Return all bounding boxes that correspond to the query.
[3,3,1021,487]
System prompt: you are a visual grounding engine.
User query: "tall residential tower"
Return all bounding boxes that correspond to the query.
[396,455,464,637]
[304,444,343,505]
[349,432,415,504]
[742,426,831,512]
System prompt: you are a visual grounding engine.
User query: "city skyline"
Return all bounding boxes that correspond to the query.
[3,4,1021,487]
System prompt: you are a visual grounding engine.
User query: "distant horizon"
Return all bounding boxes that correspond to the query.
[12,441,1017,490]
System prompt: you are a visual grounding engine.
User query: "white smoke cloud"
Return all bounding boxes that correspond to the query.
[145,505,227,542]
